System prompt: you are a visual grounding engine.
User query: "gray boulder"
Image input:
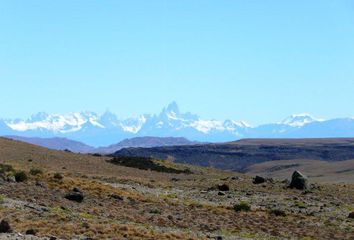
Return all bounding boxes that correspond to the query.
[290,171,309,190]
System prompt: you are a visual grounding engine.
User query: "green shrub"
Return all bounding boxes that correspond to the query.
[14,171,28,182]
[0,164,14,173]
[149,208,162,214]
[30,168,43,176]
[294,201,307,209]
[0,194,5,204]
[53,172,63,180]
[234,202,251,212]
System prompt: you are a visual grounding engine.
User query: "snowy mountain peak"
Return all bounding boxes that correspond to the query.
[6,111,103,133]
[281,113,321,127]
[29,112,49,122]
[2,103,344,147]
[165,101,180,114]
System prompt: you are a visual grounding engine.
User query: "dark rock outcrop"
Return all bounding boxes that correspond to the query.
[217,184,230,191]
[253,176,266,184]
[0,220,12,233]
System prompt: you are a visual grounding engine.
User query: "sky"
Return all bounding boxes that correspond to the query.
[0,1,354,125]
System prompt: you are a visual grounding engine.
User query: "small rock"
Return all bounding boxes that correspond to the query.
[65,190,84,203]
[35,181,47,188]
[253,176,266,184]
[110,194,123,201]
[290,171,309,190]
[73,187,82,193]
[0,220,12,233]
[218,191,226,196]
[217,184,230,191]
[82,222,90,229]
[269,209,286,217]
[25,229,37,235]
[348,212,354,219]
[7,176,16,183]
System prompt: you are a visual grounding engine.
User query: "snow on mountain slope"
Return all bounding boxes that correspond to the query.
[6,111,104,133]
[281,113,322,127]
[2,102,354,146]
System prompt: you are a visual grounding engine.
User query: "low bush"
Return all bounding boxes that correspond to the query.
[30,168,43,176]
[14,171,28,182]
[0,164,14,174]
[234,202,251,212]
[149,208,162,214]
[53,172,63,180]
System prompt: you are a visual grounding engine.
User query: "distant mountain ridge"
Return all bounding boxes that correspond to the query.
[96,136,198,154]
[6,136,197,154]
[1,102,354,146]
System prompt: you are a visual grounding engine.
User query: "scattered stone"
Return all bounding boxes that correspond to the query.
[35,181,47,188]
[171,178,179,182]
[217,184,229,191]
[253,176,266,184]
[348,212,354,219]
[270,209,287,217]
[49,237,57,240]
[73,187,82,193]
[65,189,84,203]
[82,222,90,229]
[110,194,123,201]
[25,229,37,235]
[0,220,12,233]
[266,178,275,183]
[6,176,16,182]
[218,191,226,196]
[290,171,309,190]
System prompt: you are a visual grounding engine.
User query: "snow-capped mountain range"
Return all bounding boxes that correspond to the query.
[1,102,353,146]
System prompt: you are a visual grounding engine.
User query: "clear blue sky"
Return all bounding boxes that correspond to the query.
[0,1,353,124]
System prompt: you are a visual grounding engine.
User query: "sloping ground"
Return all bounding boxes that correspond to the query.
[114,138,354,173]
[0,137,202,182]
[5,136,198,154]
[6,135,95,153]
[245,159,354,183]
[0,137,354,239]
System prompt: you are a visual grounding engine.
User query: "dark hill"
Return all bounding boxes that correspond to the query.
[113,138,354,171]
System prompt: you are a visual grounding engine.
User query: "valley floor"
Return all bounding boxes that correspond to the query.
[0,138,353,239]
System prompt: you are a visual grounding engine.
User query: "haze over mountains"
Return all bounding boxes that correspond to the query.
[6,136,196,154]
[1,102,354,146]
